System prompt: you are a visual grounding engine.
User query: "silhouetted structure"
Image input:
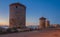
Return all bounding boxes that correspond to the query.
[39,17,46,29]
[9,3,26,28]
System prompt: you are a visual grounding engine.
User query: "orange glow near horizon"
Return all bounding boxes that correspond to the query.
[0,18,38,26]
[0,22,9,26]
[0,21,38,26]
[0,19,9,26]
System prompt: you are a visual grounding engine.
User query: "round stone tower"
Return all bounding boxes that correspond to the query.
[39,17,46,29]
[9,3,26,28]
[45,20,50,28]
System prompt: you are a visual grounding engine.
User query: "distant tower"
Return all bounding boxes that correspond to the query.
[45,20,50,28]
[39,17,46,29]
[9,3,26,28]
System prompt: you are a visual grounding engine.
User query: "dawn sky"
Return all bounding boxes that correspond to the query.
[0,0,60,26]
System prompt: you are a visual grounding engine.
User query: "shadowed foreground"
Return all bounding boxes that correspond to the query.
[0,29,60,37]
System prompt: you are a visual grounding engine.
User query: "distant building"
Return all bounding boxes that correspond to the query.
[39,17,46,29]
[9,3,26,28]
[51,24,60,28]
[45,20,50,28]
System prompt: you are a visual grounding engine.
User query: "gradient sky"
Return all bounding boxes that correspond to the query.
[0,0,60,26]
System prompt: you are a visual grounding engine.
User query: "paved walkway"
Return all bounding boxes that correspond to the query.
[0,30,60,37]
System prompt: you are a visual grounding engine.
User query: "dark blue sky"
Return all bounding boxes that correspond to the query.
[0,0,60,26]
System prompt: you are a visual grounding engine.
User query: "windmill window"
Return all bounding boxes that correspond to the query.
[16,6,18,8]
